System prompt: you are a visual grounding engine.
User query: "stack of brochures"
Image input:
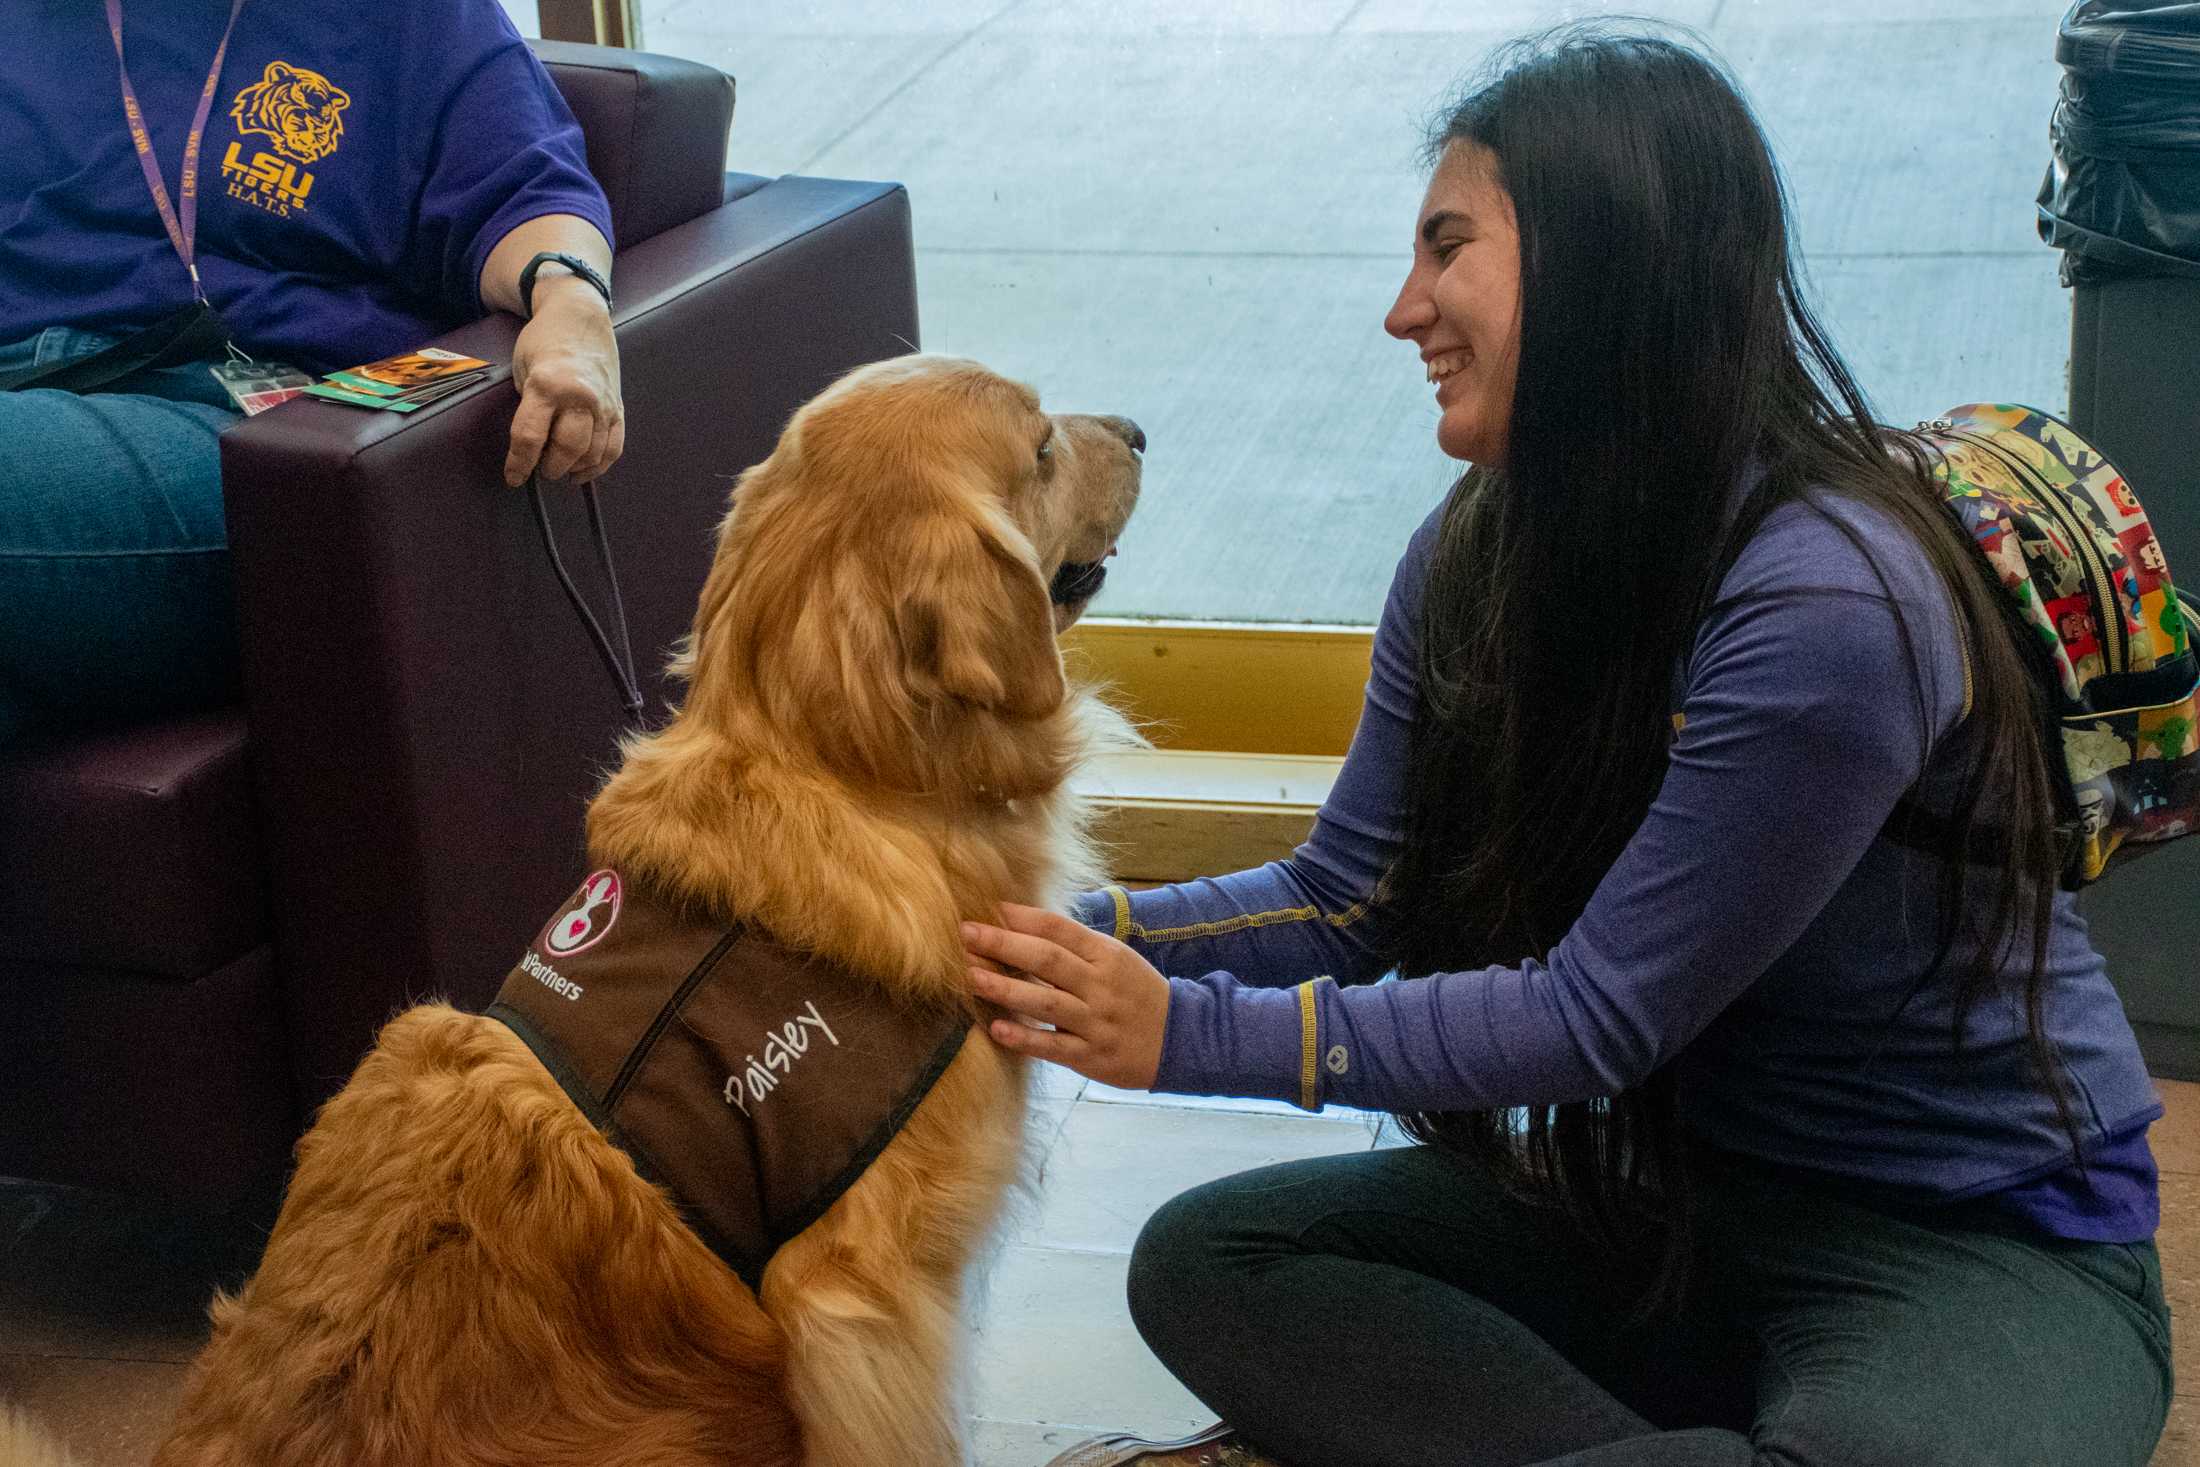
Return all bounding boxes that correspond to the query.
[302,347,490,413]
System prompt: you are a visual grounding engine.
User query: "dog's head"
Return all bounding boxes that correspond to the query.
[681,356,1143,801]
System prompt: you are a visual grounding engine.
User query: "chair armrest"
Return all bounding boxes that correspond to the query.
[222,176,917,1107]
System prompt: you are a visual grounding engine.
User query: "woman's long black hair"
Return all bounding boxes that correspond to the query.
[1373,25,2075,1306]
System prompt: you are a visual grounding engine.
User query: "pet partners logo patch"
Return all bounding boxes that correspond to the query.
[219,60,350,218]
[544,869,622,958]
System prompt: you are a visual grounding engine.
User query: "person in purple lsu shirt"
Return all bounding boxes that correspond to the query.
[0,0,620,744]
[965,27,2171,1467]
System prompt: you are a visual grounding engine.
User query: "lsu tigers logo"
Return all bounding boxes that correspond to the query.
[229,61,351,166]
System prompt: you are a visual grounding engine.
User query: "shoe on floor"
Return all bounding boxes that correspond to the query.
[1039,1422,1284,1467]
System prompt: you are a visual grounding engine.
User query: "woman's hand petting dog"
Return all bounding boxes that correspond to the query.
[964,904,1168,1090]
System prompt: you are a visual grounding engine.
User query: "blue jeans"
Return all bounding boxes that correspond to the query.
[0,328,243,745]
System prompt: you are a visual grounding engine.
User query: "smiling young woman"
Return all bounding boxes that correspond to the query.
[966,22,2173,1467]
[1385,142,1522,469]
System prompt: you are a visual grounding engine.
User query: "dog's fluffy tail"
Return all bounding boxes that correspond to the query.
[1,1406,84,1467]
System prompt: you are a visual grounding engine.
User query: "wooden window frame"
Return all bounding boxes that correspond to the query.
[1062,619,1374,879]
[536,0,641,48]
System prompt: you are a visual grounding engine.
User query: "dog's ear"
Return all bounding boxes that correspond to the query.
[690,456,1068,795]
[894,502,1065,721]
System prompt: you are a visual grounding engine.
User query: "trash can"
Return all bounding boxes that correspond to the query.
[2040,1,2200,1080]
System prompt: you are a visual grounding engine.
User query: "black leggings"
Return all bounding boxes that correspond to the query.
[1125,1144,2171,1467]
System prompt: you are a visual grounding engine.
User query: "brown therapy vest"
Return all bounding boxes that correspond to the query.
[487,868,970,1290]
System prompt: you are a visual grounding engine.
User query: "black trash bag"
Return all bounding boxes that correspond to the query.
[2037,0,2200,284]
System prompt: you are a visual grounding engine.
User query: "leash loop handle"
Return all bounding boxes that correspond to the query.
[528,472,645,727]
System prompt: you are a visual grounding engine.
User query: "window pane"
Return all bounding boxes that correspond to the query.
[643,1,2069,624]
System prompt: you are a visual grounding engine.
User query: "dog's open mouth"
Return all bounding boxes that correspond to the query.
[1049,556,1109,606]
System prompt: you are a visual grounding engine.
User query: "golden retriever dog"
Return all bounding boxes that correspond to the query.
[150,356,1144,1467]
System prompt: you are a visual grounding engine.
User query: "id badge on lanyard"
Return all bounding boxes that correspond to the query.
[105,0,249,367]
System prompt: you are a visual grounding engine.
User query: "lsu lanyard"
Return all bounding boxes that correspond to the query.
[104,0,249,303]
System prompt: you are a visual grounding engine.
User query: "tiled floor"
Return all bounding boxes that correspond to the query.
[3,1077,2193,1465]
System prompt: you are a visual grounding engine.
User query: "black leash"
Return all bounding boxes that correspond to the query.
[527,472,645,728]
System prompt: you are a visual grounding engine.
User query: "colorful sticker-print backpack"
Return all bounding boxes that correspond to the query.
[1908,403,2198,885]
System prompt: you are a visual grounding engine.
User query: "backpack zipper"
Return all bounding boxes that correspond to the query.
[1941,425,2128,679]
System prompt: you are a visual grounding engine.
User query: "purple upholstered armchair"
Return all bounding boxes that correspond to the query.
[0,41,920,1210]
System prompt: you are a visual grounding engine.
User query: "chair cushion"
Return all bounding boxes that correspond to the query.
[0,710,267,979]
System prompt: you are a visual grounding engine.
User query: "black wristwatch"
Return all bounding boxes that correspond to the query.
[518,251,613,318]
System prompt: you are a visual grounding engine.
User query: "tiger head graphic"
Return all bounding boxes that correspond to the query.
[229,61,351,166]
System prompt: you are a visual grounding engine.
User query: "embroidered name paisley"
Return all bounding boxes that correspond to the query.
[723,1001,840,1116]
[220,61,350,217]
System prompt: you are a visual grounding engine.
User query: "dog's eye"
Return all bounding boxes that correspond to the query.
[1036,434,1054,464]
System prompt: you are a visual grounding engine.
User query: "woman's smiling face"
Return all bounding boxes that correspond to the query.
[1384,141,1523,467]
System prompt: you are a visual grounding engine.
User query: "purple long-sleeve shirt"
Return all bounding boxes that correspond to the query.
[1076,492,2161,1242]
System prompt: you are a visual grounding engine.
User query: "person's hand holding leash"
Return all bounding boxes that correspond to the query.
[505,275,623,486]
[478,217,623,487]
[963,903,1168,1090]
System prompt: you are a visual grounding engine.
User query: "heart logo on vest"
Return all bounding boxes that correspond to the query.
[545,869,622,956]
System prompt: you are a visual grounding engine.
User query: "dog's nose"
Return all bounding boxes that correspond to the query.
[1104,416,1146,454]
